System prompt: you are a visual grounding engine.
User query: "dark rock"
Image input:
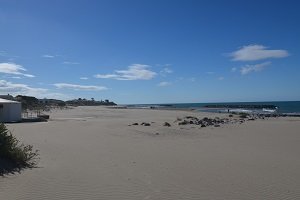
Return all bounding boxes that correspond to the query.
[141,122,151,126]
[132,123,139,125]
[196,120,203,125]
[163,122,171,127]
[185,116,198,121]
[178,120,188,125]
[201,124,206,127]
[214,124,220,127]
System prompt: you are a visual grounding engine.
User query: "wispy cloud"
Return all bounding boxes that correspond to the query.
[80,77,88,80]
[54,83,107,91]
[0,51,8,57]
[206,71,215,75]
[0,51,19,59]
[0,80,46,96]
[42,54,55,58]
[160,67,173,77]
[158,81,172,87]
[240,62,271,75]
[63,61,80,65]
[0,80,71,100]
[94,64,156,80]
[155,64,172,67]
[229,45,289,61]
[218,76,225,81]
[161,68,173,74]
[188,77,196,82]
[0,63,35,78]
[231,67,237,72]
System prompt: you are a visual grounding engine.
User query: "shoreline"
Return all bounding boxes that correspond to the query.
[122,101,300,115]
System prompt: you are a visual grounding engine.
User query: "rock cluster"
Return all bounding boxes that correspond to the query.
[177,116,233,127]
[129,122,152,126]
[128,113,284,129]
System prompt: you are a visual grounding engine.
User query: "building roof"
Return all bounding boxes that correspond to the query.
[0,98,21,104]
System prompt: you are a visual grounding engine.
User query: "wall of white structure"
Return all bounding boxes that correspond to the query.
[0,98,22,123]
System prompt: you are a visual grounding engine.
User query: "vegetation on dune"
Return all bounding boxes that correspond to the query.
[239,113,250,118]
[0,123,39,175]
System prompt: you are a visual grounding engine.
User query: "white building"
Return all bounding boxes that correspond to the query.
[0,98,22,123]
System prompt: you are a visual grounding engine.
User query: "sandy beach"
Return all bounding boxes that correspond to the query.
[1,106,300,200]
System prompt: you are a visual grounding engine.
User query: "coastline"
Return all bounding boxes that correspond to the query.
[124,101,300,115]
[1,106,300,199]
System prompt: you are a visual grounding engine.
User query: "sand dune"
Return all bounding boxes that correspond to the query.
[1,106,300,200]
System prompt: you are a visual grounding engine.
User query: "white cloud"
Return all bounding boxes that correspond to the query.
[95,74,119,79]
[54,83,107,91]
[158,81,172,87]
[42,54,55,58]
[63,61,80,65]
[23,74,35,78]
[0,80,71,100]
[206,71,215,75]
[80,77,88,80]
[218,77,225,81]
[240,62,271,75]
[230,45,289,61]
[0,62,35,78]
[231,67,237,72]
[94,64,156,80]
[0,80,47,96]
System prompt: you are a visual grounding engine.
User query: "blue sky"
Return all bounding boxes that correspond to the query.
[0,0,299,104]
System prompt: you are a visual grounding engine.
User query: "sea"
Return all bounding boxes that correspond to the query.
[126,101,300,115]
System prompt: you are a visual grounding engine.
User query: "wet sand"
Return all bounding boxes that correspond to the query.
[1,106,300,200]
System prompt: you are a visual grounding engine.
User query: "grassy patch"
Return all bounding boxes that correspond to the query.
[0,123,39,175]
[239,113,249,119]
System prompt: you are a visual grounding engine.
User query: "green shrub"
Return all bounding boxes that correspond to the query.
[239,113,249,119]
[0,123,39,174]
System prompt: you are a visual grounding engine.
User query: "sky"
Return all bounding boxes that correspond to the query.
[0,0,299,104]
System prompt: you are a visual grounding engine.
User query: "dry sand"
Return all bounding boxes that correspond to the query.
[1,106,300,200]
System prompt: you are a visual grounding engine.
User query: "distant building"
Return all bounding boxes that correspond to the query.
[38,98,66,106]
[0,98,22,123]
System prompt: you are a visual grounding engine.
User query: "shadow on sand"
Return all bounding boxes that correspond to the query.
[0,158,37,176]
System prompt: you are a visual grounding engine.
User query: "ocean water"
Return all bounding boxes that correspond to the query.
[127,101,300,114]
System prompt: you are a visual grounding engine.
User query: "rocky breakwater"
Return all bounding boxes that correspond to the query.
[127,113,296,135]
[176,116,239,128]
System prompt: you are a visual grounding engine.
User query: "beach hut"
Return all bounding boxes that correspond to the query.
[0,98,22,123]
